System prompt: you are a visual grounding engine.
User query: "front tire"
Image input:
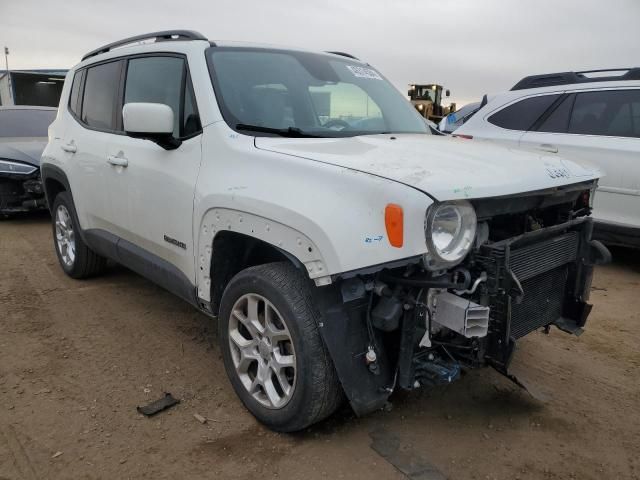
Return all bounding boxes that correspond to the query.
[52,191,106,279]
[219,262,342,432]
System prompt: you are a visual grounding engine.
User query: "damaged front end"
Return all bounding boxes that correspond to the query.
[314,181,610,416]
[0,161,47,215]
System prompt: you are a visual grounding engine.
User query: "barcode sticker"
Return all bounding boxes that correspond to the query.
[346,65,383,80]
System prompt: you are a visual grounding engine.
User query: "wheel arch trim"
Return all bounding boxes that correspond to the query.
[196,208,331,302]
[41,164,72,211]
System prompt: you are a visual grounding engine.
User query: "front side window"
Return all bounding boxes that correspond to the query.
[81,60,122,130]
[488,94,560,131]
[124,56,200,138]
[206,48,428,137]
[0,109,56,137]
[569,90,640,138]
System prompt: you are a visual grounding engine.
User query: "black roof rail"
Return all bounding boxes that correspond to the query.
[511,67,640,91]
[82,30,209,61]
[326,51,360,60]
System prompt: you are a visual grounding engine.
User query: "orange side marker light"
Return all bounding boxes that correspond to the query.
[385,204,404,248]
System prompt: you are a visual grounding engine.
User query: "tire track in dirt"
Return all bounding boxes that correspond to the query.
[0,426,40,480]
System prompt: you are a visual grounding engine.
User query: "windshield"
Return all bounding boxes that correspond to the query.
[416,87,433,101]
[0,109,56,138]
[206,47,429,137]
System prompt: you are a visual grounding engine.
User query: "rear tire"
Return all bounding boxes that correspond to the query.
[219,262,342,432]
[52,191,106,279]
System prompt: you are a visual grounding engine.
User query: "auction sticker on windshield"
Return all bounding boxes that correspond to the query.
[346,65,383,80]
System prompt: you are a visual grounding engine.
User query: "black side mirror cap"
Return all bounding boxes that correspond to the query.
[126,132,182,151]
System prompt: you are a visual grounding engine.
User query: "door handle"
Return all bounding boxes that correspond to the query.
[538,143,558,153]
[61,143,77,153]
[107,155,129,167]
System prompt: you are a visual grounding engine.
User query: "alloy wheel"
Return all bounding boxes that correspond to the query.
[228,293,296,409]
[55,204,76,267]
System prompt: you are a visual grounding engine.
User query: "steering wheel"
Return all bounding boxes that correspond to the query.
[323,119,351,131]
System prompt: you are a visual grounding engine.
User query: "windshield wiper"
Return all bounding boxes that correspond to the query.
[235,124,322,138]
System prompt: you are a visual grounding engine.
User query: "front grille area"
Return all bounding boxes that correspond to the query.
[511,266,568,338]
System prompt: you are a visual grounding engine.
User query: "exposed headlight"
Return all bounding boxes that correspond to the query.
[424,201,477,270]
[0,160,37,175]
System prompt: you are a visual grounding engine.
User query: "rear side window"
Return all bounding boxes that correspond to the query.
[569,90,640,138]
[68,70,84,117]
[124,56,201,138]
[81,61,122,130]
[488,94,560,131]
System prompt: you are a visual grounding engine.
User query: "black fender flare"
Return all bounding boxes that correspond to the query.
[40,164,72,210]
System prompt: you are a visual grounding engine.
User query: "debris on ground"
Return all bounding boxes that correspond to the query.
[194,413,207,424]
[52,451,63,459]
[136,392,180,417]
[370,428,447,480]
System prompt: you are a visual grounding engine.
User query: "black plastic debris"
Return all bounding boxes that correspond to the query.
[370,428,447,480]
[137,392,180,417]
[499,354,550,403]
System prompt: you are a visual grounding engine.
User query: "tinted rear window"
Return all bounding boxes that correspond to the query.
[0,109,56,137]
[81,61,121,130]
[488,94,560,131]
[536,94,575,133]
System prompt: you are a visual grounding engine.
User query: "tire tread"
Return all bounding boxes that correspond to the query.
[220,262,342,431]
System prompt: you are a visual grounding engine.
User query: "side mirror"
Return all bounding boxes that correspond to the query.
[445,89,451,97]
[123,103,181,150]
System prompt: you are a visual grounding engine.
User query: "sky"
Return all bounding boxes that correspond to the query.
[3,0,639,105]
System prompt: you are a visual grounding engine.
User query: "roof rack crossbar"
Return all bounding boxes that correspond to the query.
[82,30,208,61]
[511,67,640,91]
[326,51,360,60]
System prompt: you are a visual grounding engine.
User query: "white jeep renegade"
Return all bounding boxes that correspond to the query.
[41,31,610,432]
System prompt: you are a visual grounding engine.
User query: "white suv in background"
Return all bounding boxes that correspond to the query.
[41,31,608,431]
[456,69,640,248]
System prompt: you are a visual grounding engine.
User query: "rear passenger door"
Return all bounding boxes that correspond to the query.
[63,60,126,234]
[520,89,640,229]
[106,54,203,288]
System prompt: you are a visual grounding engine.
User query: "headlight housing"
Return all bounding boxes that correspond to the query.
[424,201,477,270]
[0,160,37,175]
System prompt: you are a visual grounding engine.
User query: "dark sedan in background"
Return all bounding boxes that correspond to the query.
[0,106,56,216]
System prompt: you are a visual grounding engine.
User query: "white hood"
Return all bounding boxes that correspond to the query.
[255,134,600,201]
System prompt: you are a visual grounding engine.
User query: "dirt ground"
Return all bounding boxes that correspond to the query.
[1,213,639,480]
